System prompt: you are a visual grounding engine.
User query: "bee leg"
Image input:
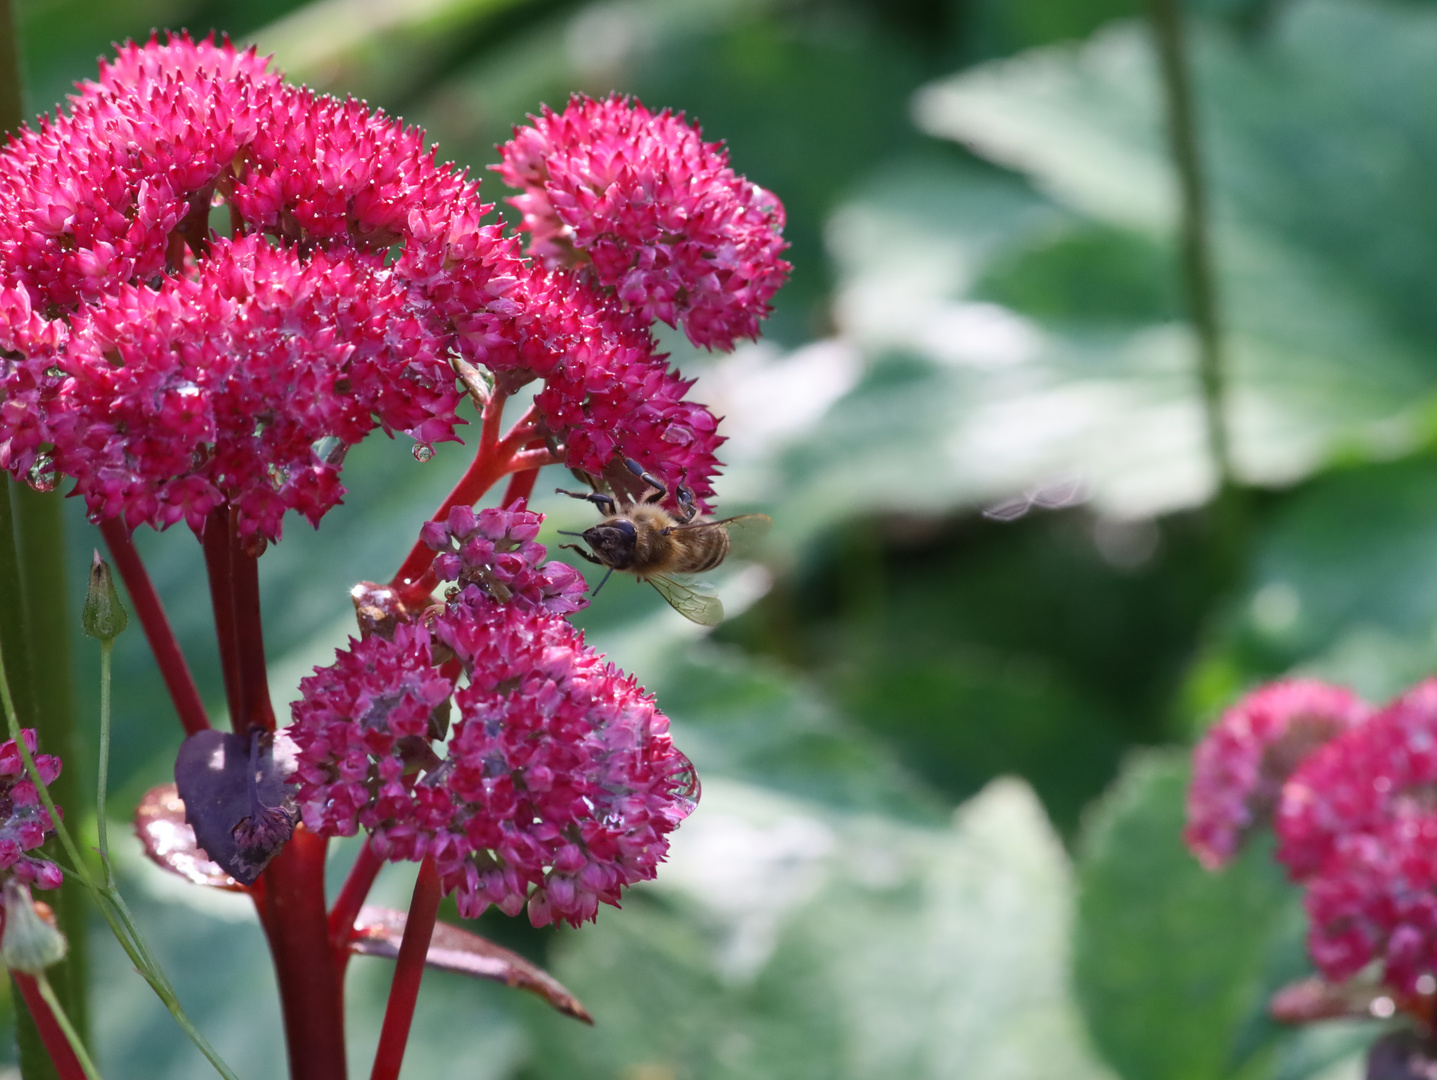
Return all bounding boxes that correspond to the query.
[555,487,617,517]
[560,542,606,567]
[675,484,698,523]
[622,457,668,504]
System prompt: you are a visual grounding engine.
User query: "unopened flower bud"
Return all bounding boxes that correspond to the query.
[2,879,66,974]
[81,551,127,641]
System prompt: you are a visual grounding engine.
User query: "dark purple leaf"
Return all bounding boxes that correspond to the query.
[133,784,240,890]
[1369,1029,1437,1080]
[173,729,298,886]
[349,905,592,1024]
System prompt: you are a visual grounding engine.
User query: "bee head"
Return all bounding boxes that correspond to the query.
[582,519,638,569]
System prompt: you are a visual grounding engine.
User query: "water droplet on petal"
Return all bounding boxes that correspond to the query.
[26,453,56,493]
[412,444,435,463]
[666,753,700,820]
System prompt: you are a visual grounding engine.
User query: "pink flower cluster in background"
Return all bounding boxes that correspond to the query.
[0,35,788,538]
[292,504,696,928]
[1184,679,1368,870]
[0,732,63,891]
[1186,676,1437,994]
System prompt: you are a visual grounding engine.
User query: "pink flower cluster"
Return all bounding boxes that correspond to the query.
[11,237,461,538]
[500,269,724,510]
[290,621,455,840]
[433,593,696,926]
[1184,679,1368,870]
[497,94,791,351]
[291,505,697,927]
[0,37,786,536]
[420,500,587,614]
[1187,677,1437,994]
[0,731,63,891]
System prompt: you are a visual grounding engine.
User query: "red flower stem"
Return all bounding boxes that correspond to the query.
[10,972,88,1080]
[99,517,210,735]
[260,826,347,1080]
[368,857,440,1080]
[389,405,544,600]
[228,513,276,734]
[501,464,542,507]
[329,838,385,979]
[478,385,508,457]
[201,506,241,725]
[506,447,559,474]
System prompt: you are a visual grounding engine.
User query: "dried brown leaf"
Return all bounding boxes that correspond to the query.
[350,905,592,1023]
[133,784,241,891]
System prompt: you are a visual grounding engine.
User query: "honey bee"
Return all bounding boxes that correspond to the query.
[557,459,771,625]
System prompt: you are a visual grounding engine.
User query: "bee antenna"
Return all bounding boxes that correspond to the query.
[556,530,583,537]
[591,566,615,597]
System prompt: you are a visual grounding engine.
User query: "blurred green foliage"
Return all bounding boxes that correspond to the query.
[12,0,1437,1076]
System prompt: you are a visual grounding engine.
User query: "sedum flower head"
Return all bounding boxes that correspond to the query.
[0,731,63,891]
[1275,679,1437,881]
[290,620,456,839]
[496,94,790,351]
[16,236,462,537]
[502,269,724,512]
[290,506,697,927]
[0,38,739,536]
[1184,679,1368,870]
[1190,677,1437,997]
[420,500,587,615]
[1302,813,1437,992]
[432,590,697,927]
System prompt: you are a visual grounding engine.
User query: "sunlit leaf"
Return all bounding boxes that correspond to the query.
[878,3,1437,512]
[526,778,1115,1080]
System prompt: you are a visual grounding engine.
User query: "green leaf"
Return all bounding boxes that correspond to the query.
[528,778,1116,1080]
[1219,458,1437,701]
[1074,750,1375,1080]
[894,2,1437,508]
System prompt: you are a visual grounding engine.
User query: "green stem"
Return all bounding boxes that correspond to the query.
[3,5,85,1064]
[1147,0,1237,498]
[14,489,89,1033]
[1,489,56,1080]
[0,623,243,1080]
[33,976,99,1080]
[95,640,112,889]
[2,0,89,1040]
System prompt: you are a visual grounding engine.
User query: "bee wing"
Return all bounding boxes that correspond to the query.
[667,513,773,558]
[648,575,725,626]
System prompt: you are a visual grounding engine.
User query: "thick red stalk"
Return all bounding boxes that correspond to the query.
[229,514,276,734]
[477,385,508,457]
[10,973,87,1080]
[505,447,558,477]
[389,405,544,603]
[201,507,241,725]
[99,517,210,735]
[329,839,385,979]
[368,858,440,1080]
[260,826,347,1080]
[501,465,542,507]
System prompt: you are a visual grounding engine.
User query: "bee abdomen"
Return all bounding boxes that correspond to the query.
[675,528,730,573]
